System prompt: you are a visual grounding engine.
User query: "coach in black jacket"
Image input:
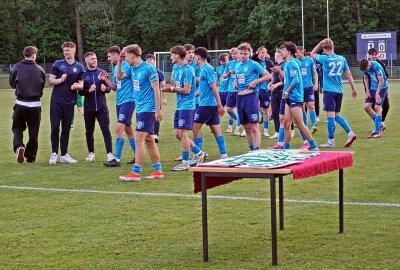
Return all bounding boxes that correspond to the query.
[9,46,46,163]
[78,52,113,162]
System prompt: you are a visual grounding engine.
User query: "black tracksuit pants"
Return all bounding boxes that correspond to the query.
[84,108,112,154]
[12,104,41,162]
[50,101,74,156]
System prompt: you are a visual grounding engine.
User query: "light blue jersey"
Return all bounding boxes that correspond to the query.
[361,61,388,90]
[126,61,159,113]
[283,58,303,102]
[258,60,268,91]
[224,60,240,92]
[216,65,229,92]
[298,57,316,88]
[173,63,196,110]
[235,59,265,92]
[315,53,349,93]
[113,61,135,106]
[188,61,200,105]
[199,63,217,106]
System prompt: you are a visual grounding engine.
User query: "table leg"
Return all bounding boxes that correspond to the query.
[201,173,209,261]
[270,175,278,266]
[339,169,344,234]
[279,176,284,231]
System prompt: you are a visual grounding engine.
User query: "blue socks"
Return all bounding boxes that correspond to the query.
[133,164,142,174]
[303,111,308,127]
[327,117,336,139]
[190,145,201,155]
[153,163,162,172]
[374,115,382,133]
[129,138,136,154]
[194,137,203,150]
[284,143,290,149]
[249,144,254,151]
[309,139,317,149]
[278,128,284,143]
[309,110,317,128]
[228,111,238,121]
[114,138,124,160]
[215,136,227,155]
[335,115,351,133]
[182,151,190,162]
[264,121,269,129]
[228,119,233,126]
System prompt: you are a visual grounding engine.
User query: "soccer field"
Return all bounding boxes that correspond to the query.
[0,82,399,269]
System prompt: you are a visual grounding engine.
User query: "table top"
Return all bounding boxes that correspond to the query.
[190,166,292,175]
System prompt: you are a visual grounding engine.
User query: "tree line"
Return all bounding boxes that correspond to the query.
[1,0,399,64]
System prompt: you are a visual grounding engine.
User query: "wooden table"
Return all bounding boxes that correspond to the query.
[190,163,347,266]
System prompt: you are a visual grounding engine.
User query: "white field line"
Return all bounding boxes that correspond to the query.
[1,185,399,208]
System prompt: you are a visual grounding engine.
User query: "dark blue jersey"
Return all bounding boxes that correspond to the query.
[78,67,111,111]
[50,59,84,104]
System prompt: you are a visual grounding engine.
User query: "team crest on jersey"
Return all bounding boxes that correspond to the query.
[73,67,78,73]
[290,70,297,76]
[118,113,126,121]
[136,121,144,129]
[133,80,140,91]
[250,114,258,121]
[178,119,185,127]
[237,74,245,84]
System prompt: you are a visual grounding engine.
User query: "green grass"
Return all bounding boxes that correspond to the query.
[0,81,399,269]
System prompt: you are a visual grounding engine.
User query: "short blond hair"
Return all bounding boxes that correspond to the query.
[125,44,142,57]
[229,47,238,55]
[237,42,252,52]
[321,38,334,50]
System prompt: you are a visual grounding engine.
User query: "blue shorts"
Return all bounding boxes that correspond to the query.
[279,98,303,115]
[174,110,195,130]
[226,92,238,108]
[304,87,315,103]
[136,112,155,134]
[365,88,388,106]
[116,102,135,126]
[258,89,271,108]
[323,91,343,112]
[237,93,259,125]
[194,106,220,126]
[219,92,228,107]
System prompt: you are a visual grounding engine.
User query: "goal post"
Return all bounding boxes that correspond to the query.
[154,49,230,82]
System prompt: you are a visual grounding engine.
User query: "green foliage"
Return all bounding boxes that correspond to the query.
[0,0,399,63]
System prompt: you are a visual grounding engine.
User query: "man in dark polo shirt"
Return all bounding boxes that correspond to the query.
[9,46,46,163]
[48,41,84,164]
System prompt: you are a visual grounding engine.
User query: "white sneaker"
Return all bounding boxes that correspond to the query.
[49,153,58,165]
[291,130,295,138]
[269,132,279,139]
[233,128,241,136]
[60,153,78,164]
[106,152,114,162]
[171,162,190,171]
[220,154,229,159]
[240,130,247,137]
[264,129,270,137]
[193,151,208,164]
[85,152,95,162]
[226,126,233,133]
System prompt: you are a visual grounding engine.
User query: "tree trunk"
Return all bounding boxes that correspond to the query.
[355,0,362,25]
[74,1,84,63]
[214,34,219,50]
